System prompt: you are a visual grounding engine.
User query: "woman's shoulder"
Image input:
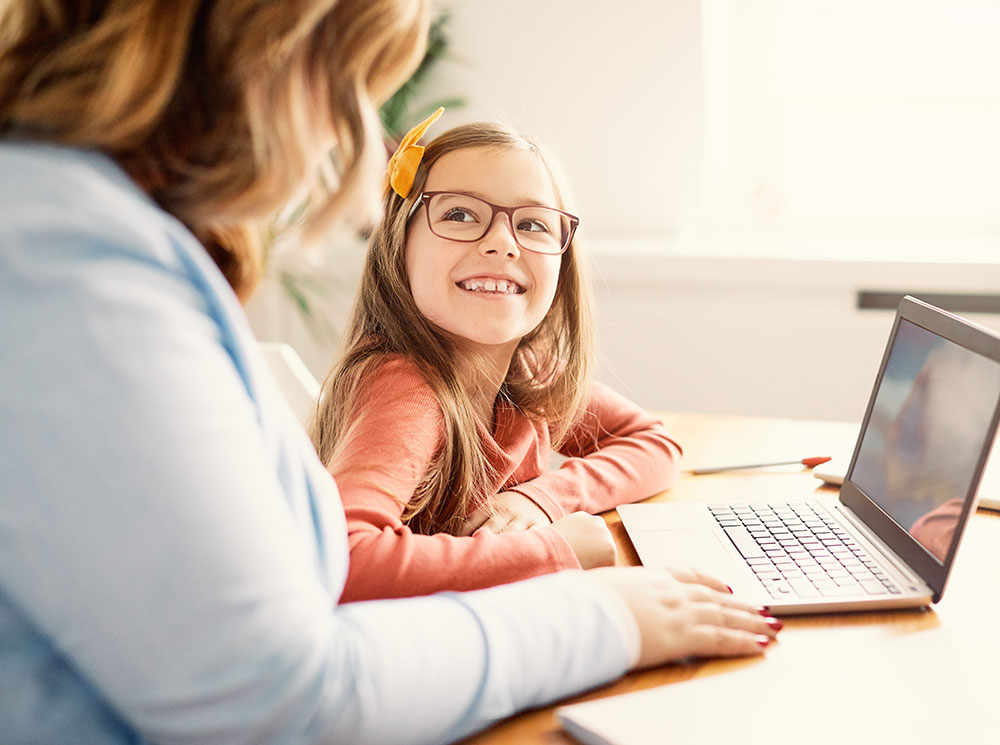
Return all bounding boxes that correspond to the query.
[0,142,197,264]
[0,141,239,318]
[2,143,153,218]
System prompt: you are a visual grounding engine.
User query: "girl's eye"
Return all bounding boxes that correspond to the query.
[517,218,551,233]
[442,208,478,223]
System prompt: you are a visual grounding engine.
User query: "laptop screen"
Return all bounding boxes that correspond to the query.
[850,318,1000,562]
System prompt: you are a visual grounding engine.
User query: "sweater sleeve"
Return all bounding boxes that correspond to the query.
[508,381,683,520]
[330,360,580,602]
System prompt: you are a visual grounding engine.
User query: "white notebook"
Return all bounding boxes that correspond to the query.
[557,630,994,745]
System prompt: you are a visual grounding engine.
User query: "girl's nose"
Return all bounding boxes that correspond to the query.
[477,214,520,259]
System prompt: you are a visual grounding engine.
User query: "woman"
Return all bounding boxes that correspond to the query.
[0,3,778,744]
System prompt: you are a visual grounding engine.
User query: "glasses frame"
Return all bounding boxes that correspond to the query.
[416,191,579,255]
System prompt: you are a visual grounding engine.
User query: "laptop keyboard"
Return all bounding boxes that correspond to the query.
[708,502,903,599]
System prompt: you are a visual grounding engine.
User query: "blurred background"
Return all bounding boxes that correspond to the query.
[247,0,1000,423]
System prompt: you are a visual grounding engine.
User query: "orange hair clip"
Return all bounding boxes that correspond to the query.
[385,107,444,199]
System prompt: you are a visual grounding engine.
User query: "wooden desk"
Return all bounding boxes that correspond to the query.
[460,412,1000,744]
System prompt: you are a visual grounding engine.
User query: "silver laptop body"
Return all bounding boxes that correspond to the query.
[619,296,1000,614]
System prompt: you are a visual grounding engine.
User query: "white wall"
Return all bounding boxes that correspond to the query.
[589,251,1000,422]
[424,0,703,240]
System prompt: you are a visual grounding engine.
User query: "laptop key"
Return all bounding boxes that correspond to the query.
[754,570,782,580]
[859,579,890,595]
[762,578,794,595]
[723,526,767,559]
[832,573,860,585]
[817,583,863,597]
[787,578,821,597]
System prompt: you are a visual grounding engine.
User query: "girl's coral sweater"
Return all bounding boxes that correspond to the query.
[330,357,683,601]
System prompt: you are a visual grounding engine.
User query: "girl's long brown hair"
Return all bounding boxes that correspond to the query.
[0,0,429,300]
[311,122,595,535]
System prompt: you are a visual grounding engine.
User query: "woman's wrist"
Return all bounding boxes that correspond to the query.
[580,571,642,668]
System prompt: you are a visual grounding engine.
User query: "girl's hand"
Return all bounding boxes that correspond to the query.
[587,565,781,669]
[457,491,552,536]
[550,512,618,569]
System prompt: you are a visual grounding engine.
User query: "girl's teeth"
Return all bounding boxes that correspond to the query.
[459,279,522,294]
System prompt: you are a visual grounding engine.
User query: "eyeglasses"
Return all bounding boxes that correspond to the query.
[416,191,579,255]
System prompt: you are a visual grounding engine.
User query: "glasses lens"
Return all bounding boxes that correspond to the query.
[426,193,492,241]
[511,207,571,255]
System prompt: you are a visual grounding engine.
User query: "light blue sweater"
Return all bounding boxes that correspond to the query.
[0,143,632,744]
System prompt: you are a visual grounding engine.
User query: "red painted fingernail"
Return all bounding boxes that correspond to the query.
[766,617,783,632]
[756,635,771,648]
[756,607,771,616]
[726,585,734,594]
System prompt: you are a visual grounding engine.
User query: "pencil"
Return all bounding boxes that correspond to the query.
[687,456,832,475]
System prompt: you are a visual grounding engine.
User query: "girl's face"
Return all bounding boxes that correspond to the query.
[404,146,563,366]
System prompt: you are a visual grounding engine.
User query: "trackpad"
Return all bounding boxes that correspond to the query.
[630,528,737,576]
[627,528,761,597]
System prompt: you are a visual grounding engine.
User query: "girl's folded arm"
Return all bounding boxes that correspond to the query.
[507,381,683,519]
[339,501,579,601]
[330,360,579,602]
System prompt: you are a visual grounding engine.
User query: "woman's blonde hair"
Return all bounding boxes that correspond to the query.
[311,122,595,535]
[0,0,429,300]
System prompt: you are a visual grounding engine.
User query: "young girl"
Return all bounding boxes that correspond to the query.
[312,113,685,602]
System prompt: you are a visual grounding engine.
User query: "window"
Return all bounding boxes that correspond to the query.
[696,0,1000,261]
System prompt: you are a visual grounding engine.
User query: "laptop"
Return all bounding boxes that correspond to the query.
[618,296,1000,614]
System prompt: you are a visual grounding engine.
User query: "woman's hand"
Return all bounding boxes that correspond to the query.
[457,491,552,536]
[587,565,781,669]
